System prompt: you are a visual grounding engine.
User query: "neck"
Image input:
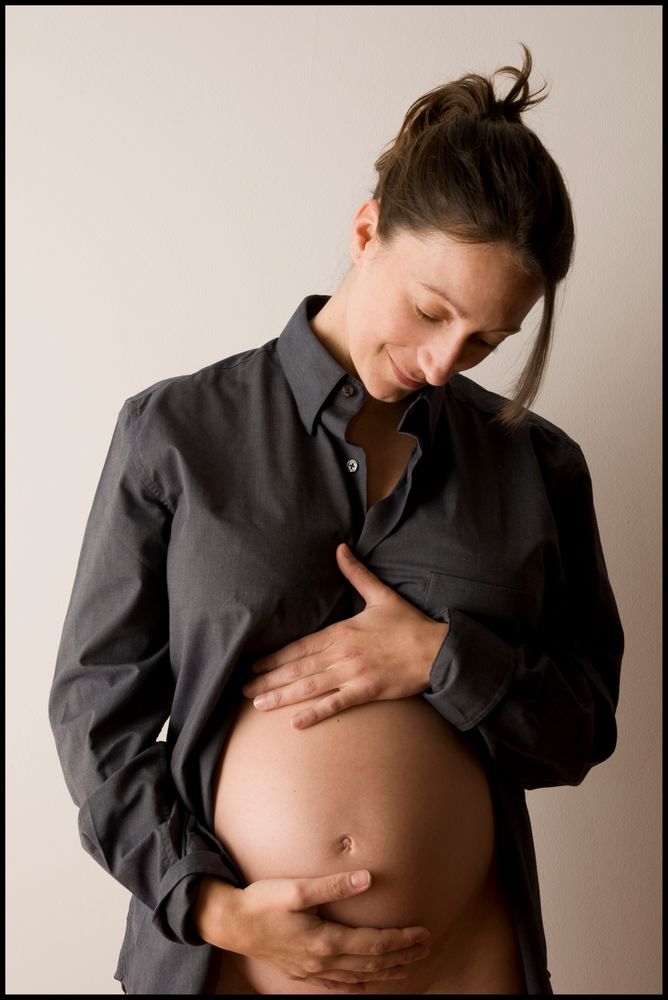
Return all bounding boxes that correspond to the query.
[309,277,416,423]
[308,278,355,378]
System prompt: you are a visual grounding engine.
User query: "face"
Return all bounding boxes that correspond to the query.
[317,199,545,404]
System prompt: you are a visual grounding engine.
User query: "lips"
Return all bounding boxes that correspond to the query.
[389,354,423,389]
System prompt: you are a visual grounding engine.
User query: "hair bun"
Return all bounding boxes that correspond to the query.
[489,43,549,120]
[488,99,523,124]
[400,43,547,138]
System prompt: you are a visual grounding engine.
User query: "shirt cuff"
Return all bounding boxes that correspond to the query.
[151,851,242,946]
[423,607,515,730]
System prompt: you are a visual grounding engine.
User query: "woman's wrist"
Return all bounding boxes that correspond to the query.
[191,874,246,950]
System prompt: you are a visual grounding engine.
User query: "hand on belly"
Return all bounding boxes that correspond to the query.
[211,691,497,952]
[224,866,434,993]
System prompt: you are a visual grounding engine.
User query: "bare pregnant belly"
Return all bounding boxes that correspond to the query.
[208,691,525,994]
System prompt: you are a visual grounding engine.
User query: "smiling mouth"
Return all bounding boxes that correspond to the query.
[388,353,423,389]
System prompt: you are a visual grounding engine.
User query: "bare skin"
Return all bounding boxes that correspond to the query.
[206,683,526,994]
[307,198,544,404]
[194,868,434,994]
[344,396,417,512]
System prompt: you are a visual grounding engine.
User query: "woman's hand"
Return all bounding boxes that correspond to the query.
[241,543,448,729]
[197,869,432,992]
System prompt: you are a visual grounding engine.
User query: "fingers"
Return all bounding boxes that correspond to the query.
[250,631,334,676]
[304,968,403,990]
[335,543,396,608]
[242,668,347,718]
[329,923,432,956]
[298,942,432,990]
[291,870,374,910]
[291,871,431,947]
[312,979,367,993]
[317,969,407,987]
[288,871,433,991]
[241,643,340,698]
[318,941,432,976]
[290,688,362,729]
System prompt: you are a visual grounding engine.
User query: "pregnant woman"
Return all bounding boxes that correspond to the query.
[49,43,624,996]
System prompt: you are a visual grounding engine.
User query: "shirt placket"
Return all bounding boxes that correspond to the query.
[319,376,426,560]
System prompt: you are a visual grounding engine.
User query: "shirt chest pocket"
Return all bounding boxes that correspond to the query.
[422,570,543,642]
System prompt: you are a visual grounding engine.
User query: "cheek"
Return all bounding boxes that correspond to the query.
[384,317,413,348]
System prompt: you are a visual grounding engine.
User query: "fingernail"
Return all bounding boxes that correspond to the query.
[351,870,370,887]
[253,695,269,709]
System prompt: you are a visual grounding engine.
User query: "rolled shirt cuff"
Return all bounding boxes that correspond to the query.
[423,607,515,730]
[152,851,242,946]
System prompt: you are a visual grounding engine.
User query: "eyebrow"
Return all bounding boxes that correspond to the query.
[419,281,520,335]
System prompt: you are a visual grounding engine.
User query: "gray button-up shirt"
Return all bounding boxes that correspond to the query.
[48,293,624,995]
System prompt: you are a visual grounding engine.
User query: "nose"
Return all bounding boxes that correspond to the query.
[417,333,468,386]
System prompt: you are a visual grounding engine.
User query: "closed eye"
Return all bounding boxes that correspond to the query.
[415,305,442,325]
[414,305,497,352]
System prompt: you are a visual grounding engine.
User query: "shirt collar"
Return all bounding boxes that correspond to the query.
[277,293,446,445]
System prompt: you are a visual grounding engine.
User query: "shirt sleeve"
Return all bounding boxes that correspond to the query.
[48,398,239,946]
[422,441,624,790]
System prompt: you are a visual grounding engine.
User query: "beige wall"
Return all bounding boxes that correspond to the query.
[6,5,661,995]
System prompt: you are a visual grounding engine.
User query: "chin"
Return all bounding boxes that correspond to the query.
[368,383,406,404]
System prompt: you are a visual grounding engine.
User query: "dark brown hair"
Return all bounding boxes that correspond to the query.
[366,42,575,430]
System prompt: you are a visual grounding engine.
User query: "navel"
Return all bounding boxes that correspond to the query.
[338,834,354,853]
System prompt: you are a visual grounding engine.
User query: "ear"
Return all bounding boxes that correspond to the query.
[350,198,381,263]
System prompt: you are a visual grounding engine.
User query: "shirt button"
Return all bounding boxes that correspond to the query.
[346,458,359,473]
[341,383,355,396]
